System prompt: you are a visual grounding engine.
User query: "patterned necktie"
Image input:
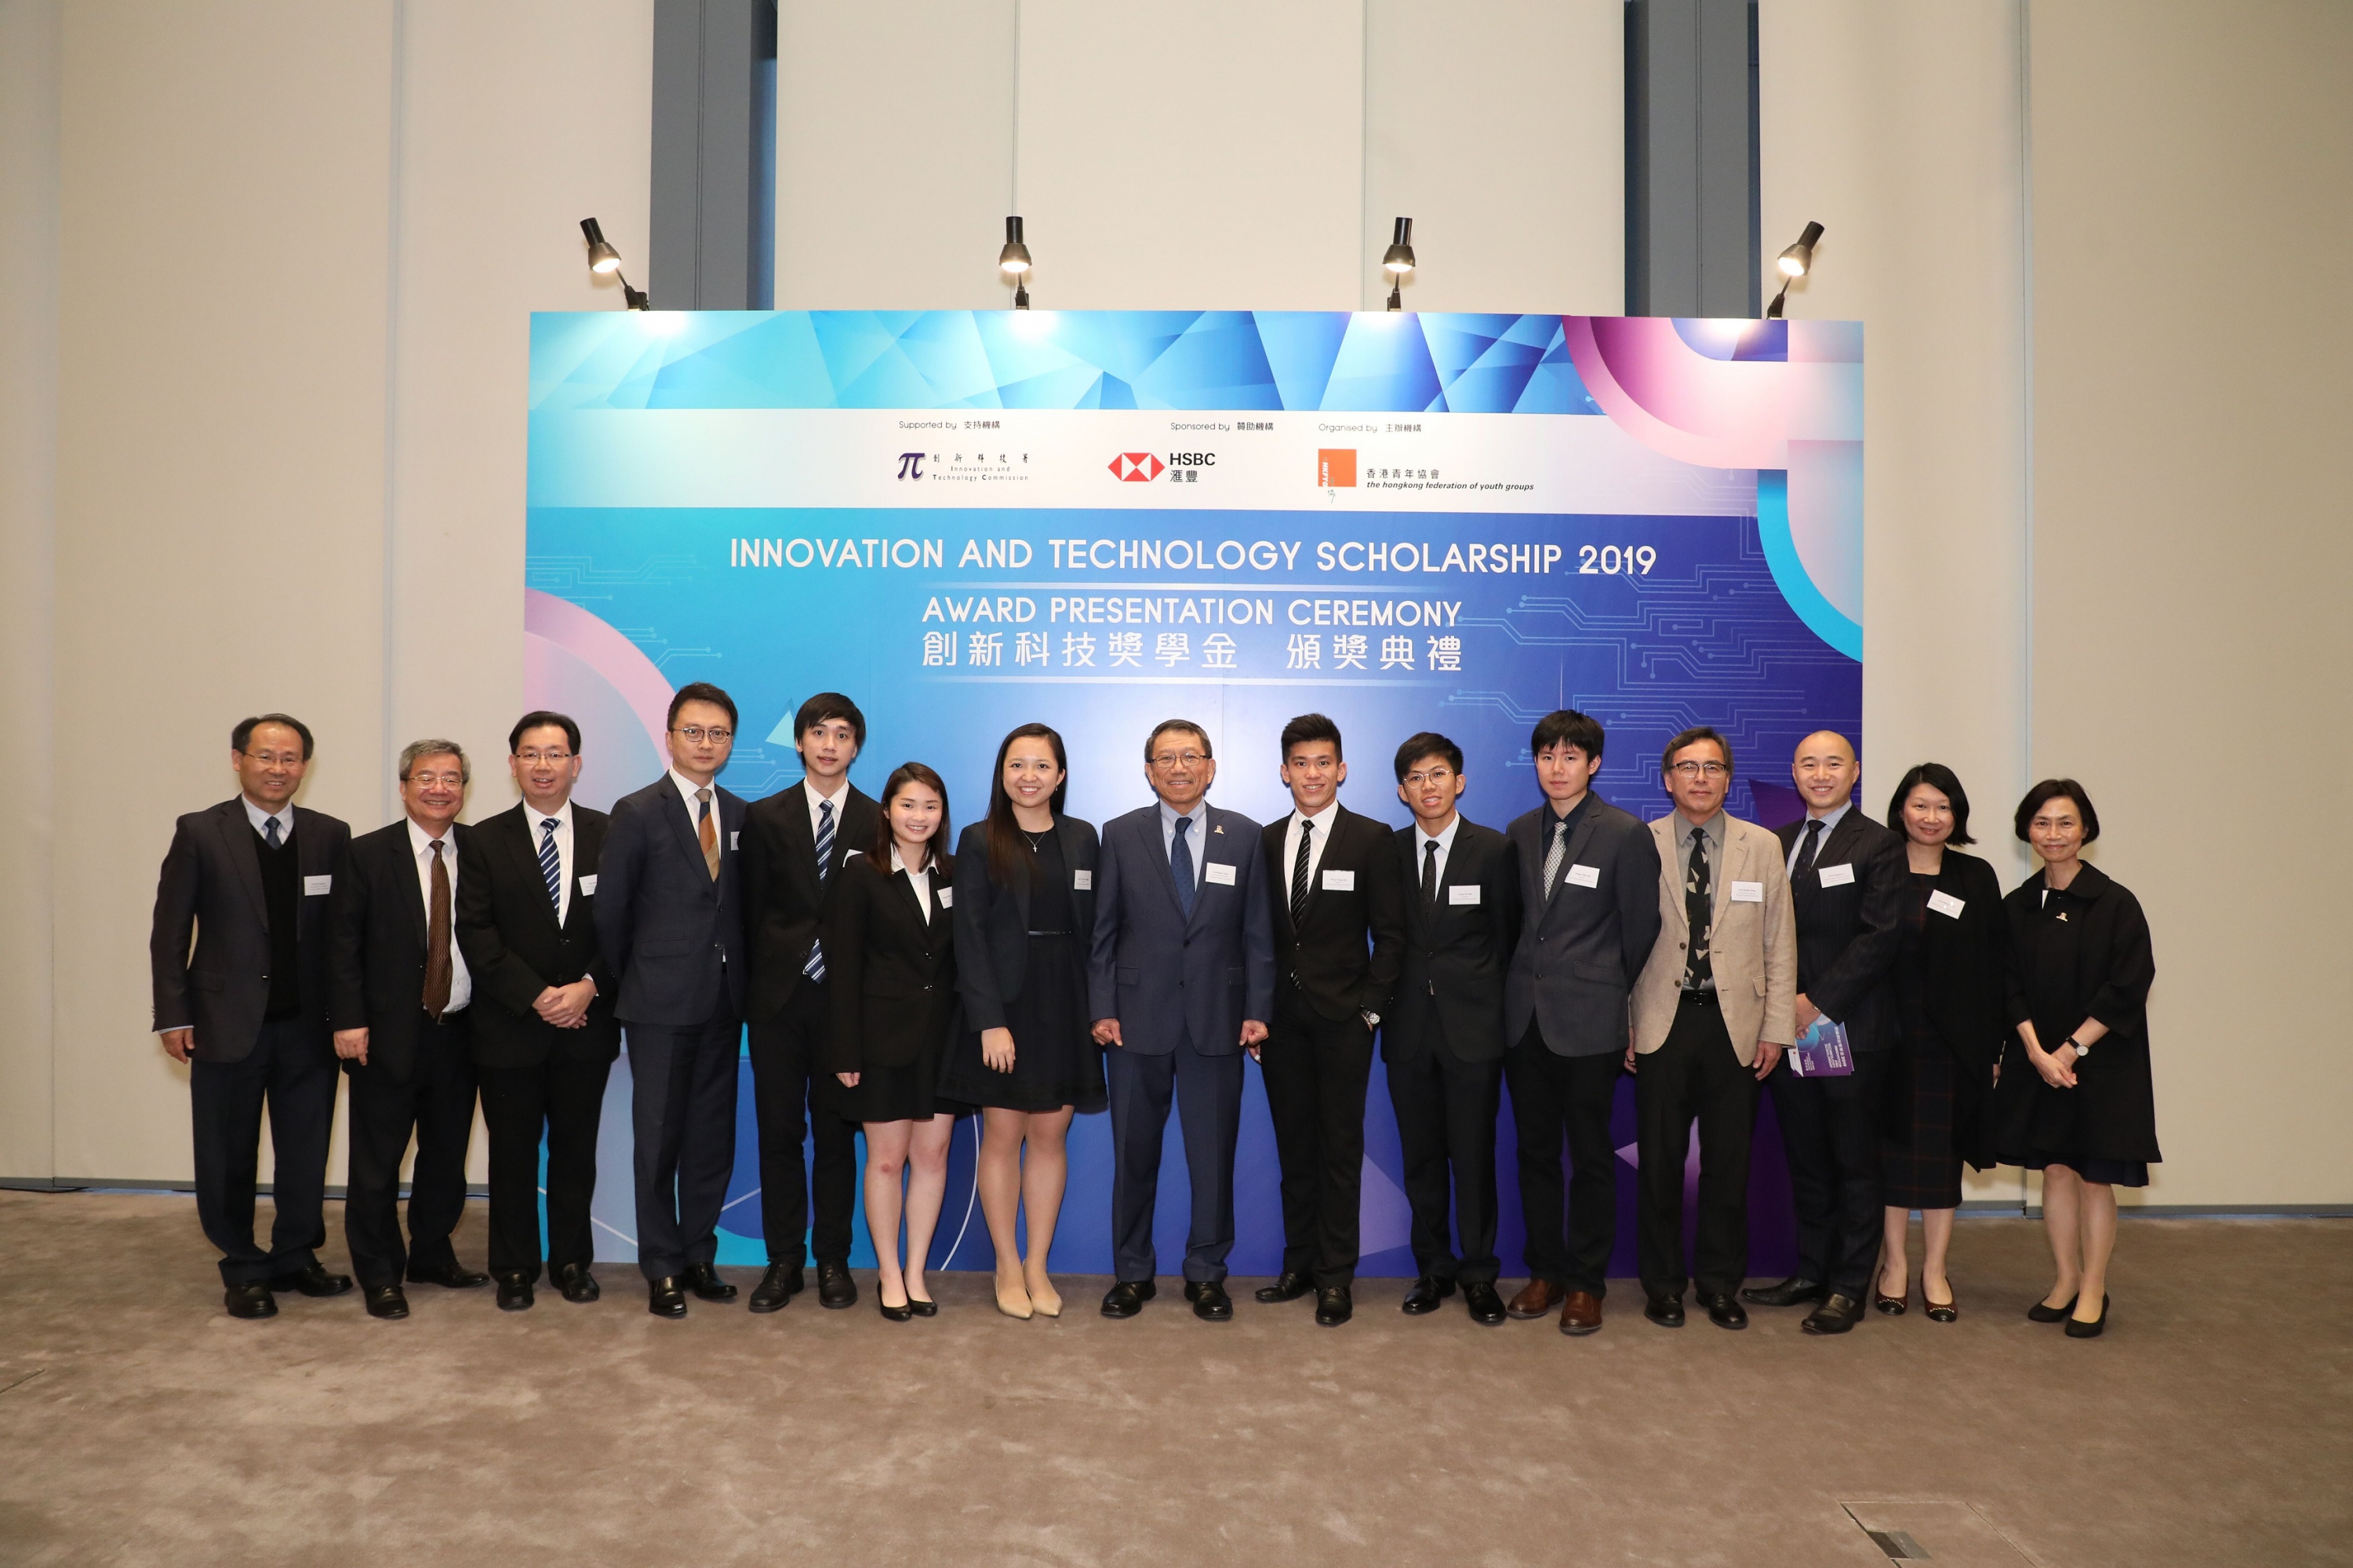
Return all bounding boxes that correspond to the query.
[1421,838,1439,911]
[424,839,453,1020]
[696,788,718,880]
[539,817,563,913]
[1542,813,1569,899]
[1290,818,1314,927]
[1683,826,1714,990]
[1171,814,1196,918]
[803,799,834,982]
[1795,817,1825,880]
[264,816,282,848]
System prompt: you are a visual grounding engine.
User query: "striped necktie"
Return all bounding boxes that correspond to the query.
[803,798,833,982]
[538,817,562,913]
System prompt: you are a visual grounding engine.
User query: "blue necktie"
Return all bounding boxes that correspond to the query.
[1171,814,1196,918]
[803,799,834,982]
[538,817,562,912]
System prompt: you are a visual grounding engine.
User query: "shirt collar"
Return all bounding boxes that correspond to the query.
[807,777,850,811]
[529,799,575,831]
[670,769,716,812]
[1547,792,1592,835]
[1160,797,1209,831]
[1292,800,1338,829]
[405,816,456,856]
[242,796,293,839]
[1420,813,1461,853]
[1804,800,1853,835]
[1677,809,1726,846]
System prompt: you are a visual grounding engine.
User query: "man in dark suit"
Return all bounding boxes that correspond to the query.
[1253,714,1403,1327]
[454,711,620,1312]
[739,693,877,1312]
[1744,729,1908,1334]
[328,740,489,1319]
[1089,719,1276,1322]
[595,682,751,1319]
[1501,711,1664,1336]
[151,714,355,1319]
[1384,732,1521,1326]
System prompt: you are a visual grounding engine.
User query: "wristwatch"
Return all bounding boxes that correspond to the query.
[2063,1035,2087,1059]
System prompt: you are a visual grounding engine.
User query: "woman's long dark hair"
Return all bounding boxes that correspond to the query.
[984,722,1068,884]
[871,762,954,877]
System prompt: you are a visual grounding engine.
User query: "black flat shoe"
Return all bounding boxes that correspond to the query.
[554,1261,600,1304]
[1314,1286,1353,1326]
[748,1261,801,1313]
[1741,1275,1827,1308]
[1801,1293,1864,1335]
[1643,1293,1686,1329]
[496,1273,534,1312]
[1255,1271,1314,1304]
[271,1263,354,1298]
[878,1292,914,1322]
[2064,1294,2110,1338]
[816,1261,857,1309]
[1873,1282,1908,1315]
[1463,1282,1507,1326]
[223,1282,278,1319]
[683,1262,736,1302]
[907,1294,937,1317]
[406,1261,490,1290]
[1100,1279,1155,1318]
[364,1285,410,1320]
[1400,1276,1457,1315]
[1925,1287,1958,1323]
[2028,1293,2079,1323]
[647,1277,688,1319]
[1184,1279,1234,1321]
[1701,1293,1747,1330]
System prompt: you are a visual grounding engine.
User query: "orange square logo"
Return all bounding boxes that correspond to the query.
[1318,448,1357,487]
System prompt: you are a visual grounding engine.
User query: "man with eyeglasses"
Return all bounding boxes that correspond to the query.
[1089,720,1275,1322]
[1627,726,1795,1332]
[596,682,751,1318]
[454,711,620,1312]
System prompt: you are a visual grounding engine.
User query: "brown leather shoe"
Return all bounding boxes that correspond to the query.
[1507,1279,1567,1320]
[1558,1290,1603,1336]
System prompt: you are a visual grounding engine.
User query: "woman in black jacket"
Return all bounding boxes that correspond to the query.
[1994,779,2158,1339]
[825,762,962,1320]
[1875,764,2007,1322]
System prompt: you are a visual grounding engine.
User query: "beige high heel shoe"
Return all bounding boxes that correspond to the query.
[994,1271,1034,1320]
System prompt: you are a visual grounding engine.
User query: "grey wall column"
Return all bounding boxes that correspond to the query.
[651,0,776,309]
[1625,0,1759,317]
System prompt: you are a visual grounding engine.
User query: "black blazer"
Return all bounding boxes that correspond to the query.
[1908,848,2007,1169]
[741,780,879,1021]
[1259,804,1405,1024]
[951,817,1099,1034]
[1995,862,2160,1162]
[1502,795,1664,1057]
[595,775,750,1027]
[454,802,620,1070]
[1776,809,1907,1052]
[149,799,350,1062]
[822,851,958,1075]
[329,820,475,1084]
[1387,816,1521,1064]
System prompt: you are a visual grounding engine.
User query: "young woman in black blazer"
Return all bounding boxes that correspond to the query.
[1994,779,2158,1339]
[824,762,962,1320]
[939,723,1103,1321]
[1875,764,2008,1322]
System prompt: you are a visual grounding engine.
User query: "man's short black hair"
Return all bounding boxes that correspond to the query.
[667,682,738,730]
[232,712,314,759]
[1660,726,1733,777]
[795,691,867,749]
[1530,709,1605,762]
[1144,719,1213,763]
[1280,712,1343,762]
[2014,778,2100,844]
[509,710,581,754]
[1393,731,1464,781]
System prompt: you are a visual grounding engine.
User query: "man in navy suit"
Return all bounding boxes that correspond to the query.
[595,682,751,1319]
[1089,720,1276,1321]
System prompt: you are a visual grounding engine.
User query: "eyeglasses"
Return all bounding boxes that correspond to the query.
[674,726,733,744]
[515,749,574,765]
[1401,768,1456,788]
[1149,751,1208,769]
[1668,760,1729,779]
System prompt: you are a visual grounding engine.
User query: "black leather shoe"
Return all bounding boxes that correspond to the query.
[816,1261,857,1309]
[1463,1282,1507,1326]
[647,1276,688,1319]
[1701,1292,1748,1330]
[1801,1292,1864,1335]
[2064,1294,2110,1339]
[683,1262,737,1302]
[364,1285,410,1320]
[406,1260,491,1290]
[748,1261,803,1313]
[496,1273,535,1312]
[1643,1293,1686,1328]
[271,1263,354,1297]
[878,1290,914,1322]
[553,1261,600,1304]
[223,1282,278,1319]
[1741,1275,1827,1308]
[1314,1285,1353,1326]
[1100,1279,1156,1318]
[1254,1271,1314,1304]
[1184,1279,1235,1321]
[2027,1292,2079,1324]
[1401,1276,1457,1315]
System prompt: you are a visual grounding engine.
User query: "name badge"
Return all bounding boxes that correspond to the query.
[303,875,333,896]
[1072,869,1093,891]
[578,873,598,896]
[1566,863,1601,889]
[729,831,740,850]
[1448,884,1481,905]
[1729,880,1764,904]
[1927,889,1966,919]
[1322,868,1355,891]
[1817,862,1855,887]
[1204,862,1237,886]
[936,886,954,908]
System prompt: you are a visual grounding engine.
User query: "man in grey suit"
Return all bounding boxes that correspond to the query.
[1500,711,1663,1336]
[595,682,751,1319]
[149,714,355,1319]
[1089,720,1276,1322]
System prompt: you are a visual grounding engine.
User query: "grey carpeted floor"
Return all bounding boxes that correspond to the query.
[0,1191,2346,1566]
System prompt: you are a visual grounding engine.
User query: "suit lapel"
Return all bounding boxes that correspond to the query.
[887,857,932,930]
[660,780,710,882]
[507,807,563,933]
[395,824,431,948]
[216,800,271,925]
[1539,806,1603,924]
[1141,809,1188,922]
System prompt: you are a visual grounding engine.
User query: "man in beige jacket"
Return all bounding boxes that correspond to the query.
[1626,726,1795,1330]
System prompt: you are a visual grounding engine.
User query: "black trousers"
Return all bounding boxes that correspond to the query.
[1384,994,1503,1285]
[1635,993,1759,1300]
[344,1011,478,1290]
[1766,1048,1889,1295]
[627,1013,740,1281]
[189,1015,337,1286]
[478,1053,613,1280]
[1107,1042,1244,1283]
[1260,990,1373,1287]
[747,980,859,1268]
[1504,1023,1624,1296]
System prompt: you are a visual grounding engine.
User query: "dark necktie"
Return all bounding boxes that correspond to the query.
[1795,817,1825,880]
[1420,838,1439,911]
[264,816,283,848]
[1682,826,1714,991]
[424,839,453,1020]
[539,817,562,912]
[1291,818,1314,927]
[805,799,834,982]
[696,788,718,879]
[1171,815,1196,918]
[1542,813,1570,899]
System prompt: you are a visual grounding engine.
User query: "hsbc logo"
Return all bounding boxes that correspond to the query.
[1108,453,1164,482]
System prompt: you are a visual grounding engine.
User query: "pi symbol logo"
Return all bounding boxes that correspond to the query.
[897,452,925,479]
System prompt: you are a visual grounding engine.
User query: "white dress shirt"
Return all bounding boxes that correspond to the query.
[889,842,934,923]
[806,777,851,843]
[1787,799,1852,875]
[406,816,471,1013]
[1415,813,1462,889]
[242,795,294,844]
[669,769,722,861]
[1281,802,1338,897]
[1158,797,1211,890]
[529,799,576,926]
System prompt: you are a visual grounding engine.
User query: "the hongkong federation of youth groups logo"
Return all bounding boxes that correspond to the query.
[1107,452,1164,482]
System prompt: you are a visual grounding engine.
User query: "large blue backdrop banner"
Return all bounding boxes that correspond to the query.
[526,308,1864,1279]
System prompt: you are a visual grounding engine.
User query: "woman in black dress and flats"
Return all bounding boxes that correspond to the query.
[1875,764,2008,1322]
[1995,779,2158,1339]
[940,724,1104,1321]
[825,762,963,1321]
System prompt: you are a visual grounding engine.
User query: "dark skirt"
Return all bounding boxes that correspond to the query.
[829,1028,970,1126]
[938,933,1107,1114]
[1882,1026,1963,1211]
[2014,1152,2149,1188]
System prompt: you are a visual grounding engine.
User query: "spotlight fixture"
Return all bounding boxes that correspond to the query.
[579,217,648,311]
[1766,220,1824,319]
[999,216,1032,310]
[1382,216,1416,311]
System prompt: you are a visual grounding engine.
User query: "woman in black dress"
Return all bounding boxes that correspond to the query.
[940,724,1104,1320]
[824,763,962,1320]
[1875,763,2007,1322]
[1994,779,2158,1339]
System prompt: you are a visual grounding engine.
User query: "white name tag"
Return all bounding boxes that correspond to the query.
[1729,880,1764,904]
[1322,868,1355,891]
[303,875,333,896]
[1927,889,1966,919]
[1817,862,1855,887]
[1072,869,1093,891]
[729,831,740,850]
[1566,863,1601,889]
[935,886,953,908]
[1449,884,1481,905]
[577,873,598,896]
[1204,862,1236,886]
